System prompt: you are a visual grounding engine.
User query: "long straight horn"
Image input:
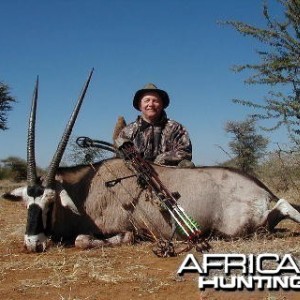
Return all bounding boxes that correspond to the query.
[27,76,39,186]
[43,68,94,188]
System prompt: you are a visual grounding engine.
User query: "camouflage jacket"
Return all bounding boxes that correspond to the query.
[115,112,192,165]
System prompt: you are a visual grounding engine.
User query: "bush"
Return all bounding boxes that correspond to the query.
[0,166,10,180]
[258,151,300,193]
[1,156,27,182]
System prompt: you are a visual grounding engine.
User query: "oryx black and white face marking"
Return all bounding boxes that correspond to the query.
[3,70,92,253]
[4,182,79,252]
[24,186,56,252]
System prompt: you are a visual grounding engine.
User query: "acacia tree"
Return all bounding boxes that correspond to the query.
[0,82,15,130]
[226,0,300,147]
[225,119,269,174]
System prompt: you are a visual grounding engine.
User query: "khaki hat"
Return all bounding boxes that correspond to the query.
[133,83,170,110]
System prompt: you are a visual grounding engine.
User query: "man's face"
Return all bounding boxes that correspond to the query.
[139,92,164,123]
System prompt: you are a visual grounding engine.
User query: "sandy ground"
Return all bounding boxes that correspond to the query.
[0,190,300,300]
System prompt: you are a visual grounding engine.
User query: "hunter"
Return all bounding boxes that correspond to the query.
[115,83,194,167]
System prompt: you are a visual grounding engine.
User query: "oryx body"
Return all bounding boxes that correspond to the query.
[5,157,300,252]
[53,158,299,241]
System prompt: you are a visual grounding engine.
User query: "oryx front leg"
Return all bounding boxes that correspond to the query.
[74,232,134,249]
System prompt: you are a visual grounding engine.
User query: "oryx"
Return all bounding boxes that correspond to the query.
[2,71,300,253]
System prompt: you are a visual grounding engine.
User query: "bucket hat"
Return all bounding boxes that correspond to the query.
[133,83,170,110]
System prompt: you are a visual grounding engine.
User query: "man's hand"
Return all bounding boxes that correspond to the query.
[115,137,133,150]
[154,155,165,165]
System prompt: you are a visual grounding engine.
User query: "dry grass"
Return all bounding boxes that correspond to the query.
[0,179,25,193]
[1,180,300,300]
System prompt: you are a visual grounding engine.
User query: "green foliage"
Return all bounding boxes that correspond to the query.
[0,156,27,182]
[258,150,300,195]
[224,118,269,174]
[0,82,16,130]
[0,156,45,182]
[0,165,10,180]
[225,0,300,145]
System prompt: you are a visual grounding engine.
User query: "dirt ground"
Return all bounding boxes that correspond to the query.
[1,187,300,300]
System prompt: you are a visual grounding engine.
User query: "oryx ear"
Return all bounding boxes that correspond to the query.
[2,187,27,202]
[59,189,80,215]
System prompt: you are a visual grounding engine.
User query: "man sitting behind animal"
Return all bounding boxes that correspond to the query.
[115,83,194,167]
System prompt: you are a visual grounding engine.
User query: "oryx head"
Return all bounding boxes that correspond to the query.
[5,69,94,252]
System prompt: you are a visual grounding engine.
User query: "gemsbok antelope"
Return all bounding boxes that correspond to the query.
[2,70,300,254]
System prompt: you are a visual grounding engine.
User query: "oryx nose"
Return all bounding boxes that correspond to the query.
[24,233,48,252]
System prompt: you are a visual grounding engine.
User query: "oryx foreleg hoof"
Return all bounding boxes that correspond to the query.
[75,232,134,249]
[75,234,106,249]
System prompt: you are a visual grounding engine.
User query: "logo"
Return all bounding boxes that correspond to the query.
[177,253,300,291]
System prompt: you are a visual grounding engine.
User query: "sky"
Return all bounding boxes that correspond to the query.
[0,0,289,168]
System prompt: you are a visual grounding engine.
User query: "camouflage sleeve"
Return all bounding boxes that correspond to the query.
[114,122,136,149]
[154,122,192,165]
